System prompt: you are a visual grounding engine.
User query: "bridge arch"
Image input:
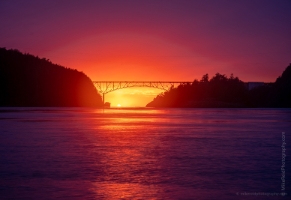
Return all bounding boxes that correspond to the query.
[93,81,192,105]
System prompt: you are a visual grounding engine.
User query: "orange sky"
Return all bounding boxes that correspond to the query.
[43,32,234,106]
[41,31,289,106]
[44,32,220,81]
[1,1,290,106]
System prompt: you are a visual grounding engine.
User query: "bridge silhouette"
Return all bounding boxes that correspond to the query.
[93,81,192,104]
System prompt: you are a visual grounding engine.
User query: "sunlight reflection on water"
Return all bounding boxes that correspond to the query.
[0,108,290,199]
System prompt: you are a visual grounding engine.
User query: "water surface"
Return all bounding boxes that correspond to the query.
[0,108,290,199]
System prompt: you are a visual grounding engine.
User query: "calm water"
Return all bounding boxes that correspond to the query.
[0,108,290,200]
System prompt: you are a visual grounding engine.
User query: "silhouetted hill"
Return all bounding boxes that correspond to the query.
[248,64,291,108]
[147,64,291,108]
[147,73,248,108]
[0,48,103,107]
[273,64,291,107]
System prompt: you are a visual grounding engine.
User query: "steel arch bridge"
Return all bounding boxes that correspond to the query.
[93,81,192,104]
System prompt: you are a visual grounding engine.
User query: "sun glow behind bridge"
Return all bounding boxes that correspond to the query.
[106,88,162,107]
[93,81,192,107]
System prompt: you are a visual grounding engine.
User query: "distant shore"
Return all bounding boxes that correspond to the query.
[146,64,291,108]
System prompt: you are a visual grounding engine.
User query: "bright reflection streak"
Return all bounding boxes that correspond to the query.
[91,108,166,199]
[92,182,161,199]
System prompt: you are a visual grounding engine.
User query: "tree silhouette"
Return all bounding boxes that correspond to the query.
[0,48,103,107]
[147,66,291,108]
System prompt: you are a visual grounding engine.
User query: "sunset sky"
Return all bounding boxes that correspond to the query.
[1,0,290,106]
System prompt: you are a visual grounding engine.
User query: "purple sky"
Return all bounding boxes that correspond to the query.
[1,0,291,83]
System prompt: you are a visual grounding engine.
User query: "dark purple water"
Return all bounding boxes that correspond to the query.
[0,108,290,199]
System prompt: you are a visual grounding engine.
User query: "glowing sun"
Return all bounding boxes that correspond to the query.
[117,104,121,107]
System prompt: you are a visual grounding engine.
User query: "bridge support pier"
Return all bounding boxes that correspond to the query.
[103,93,105,106]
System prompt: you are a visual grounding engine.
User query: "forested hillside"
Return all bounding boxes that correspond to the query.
[147,64,291,108]
[0,48,103,107]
